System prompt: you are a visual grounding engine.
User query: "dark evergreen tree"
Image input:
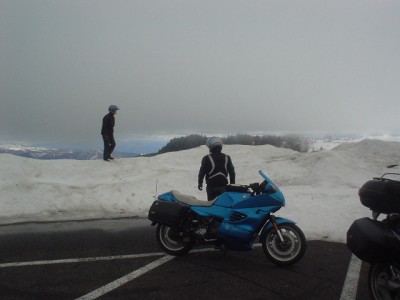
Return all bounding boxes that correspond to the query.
[158,134,208,154]
[157,133,310,154]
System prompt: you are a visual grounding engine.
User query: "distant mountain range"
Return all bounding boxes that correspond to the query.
[2,135,398,160]
[0,144,140,160]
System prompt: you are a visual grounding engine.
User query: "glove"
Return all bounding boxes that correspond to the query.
[198,184,203,191]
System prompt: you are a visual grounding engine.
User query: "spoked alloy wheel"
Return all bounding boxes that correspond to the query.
[262,223,306,266]
[369,263,400,300]
[156,224,192,256]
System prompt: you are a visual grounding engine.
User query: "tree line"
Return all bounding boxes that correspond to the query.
[158,134,310,154]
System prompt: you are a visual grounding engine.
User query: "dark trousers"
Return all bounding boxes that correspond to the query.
[102,134,116,160]
[206,185,226,201]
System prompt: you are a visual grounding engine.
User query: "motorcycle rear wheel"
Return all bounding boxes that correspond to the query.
[369,263,400,300]
[156,224,192,256]
[261,223,306,266]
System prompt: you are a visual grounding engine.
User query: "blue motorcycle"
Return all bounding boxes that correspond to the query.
[148,170,306,266]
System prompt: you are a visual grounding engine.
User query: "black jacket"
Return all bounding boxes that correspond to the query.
[101,113,115,136]
[198,150,235,187]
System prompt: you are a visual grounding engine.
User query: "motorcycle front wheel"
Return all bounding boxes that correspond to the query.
[369,263,400,300]
[156,224,192,256]
[261,223,306,266]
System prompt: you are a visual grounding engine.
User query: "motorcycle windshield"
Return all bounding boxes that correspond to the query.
[259,170,280,189]
[258,170,285,204]
[259,170,277,186]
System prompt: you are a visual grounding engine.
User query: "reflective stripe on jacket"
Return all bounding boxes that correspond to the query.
[198,151,235,187]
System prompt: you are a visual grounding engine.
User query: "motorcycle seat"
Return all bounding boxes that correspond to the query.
[171,190,217,207]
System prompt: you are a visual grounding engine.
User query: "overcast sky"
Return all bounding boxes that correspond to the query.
[1,0,400,148]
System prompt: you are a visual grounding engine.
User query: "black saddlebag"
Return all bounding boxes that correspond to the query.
[347,217,400,263]
[148,200,189,227]
[359,177,400,214]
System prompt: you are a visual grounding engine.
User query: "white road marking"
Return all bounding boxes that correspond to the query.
[0,244,361,299]
[75,255,175,300]
[340,254,362,300]
[0,252,167,268]
[0,248,218,268]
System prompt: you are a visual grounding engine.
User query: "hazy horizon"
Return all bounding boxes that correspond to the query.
[2,131,400,155]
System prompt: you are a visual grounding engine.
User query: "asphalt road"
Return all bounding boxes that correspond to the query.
[0,218,370,300]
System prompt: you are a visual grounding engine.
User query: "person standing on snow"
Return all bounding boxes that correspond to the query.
[198,137,236,200]
[101,105,119,161]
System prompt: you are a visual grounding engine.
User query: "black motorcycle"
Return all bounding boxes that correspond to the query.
[347,173,400,299]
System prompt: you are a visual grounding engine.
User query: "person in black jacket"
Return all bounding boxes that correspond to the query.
[198,137,235,200]
[101,105,119,161]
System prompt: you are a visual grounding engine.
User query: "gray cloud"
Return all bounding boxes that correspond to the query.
[1,0,400,148]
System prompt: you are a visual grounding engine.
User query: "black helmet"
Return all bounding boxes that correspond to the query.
[206,136,223,150]
[108,105,120,112]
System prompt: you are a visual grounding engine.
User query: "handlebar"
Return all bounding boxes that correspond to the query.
[226,170,280,195]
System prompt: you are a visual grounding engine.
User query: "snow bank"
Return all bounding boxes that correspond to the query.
[1,139,400,243]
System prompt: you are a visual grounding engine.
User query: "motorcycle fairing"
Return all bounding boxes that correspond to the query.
[191,206,280,250]
[233,193,284,209]
[213,192,252,207]
[218,221,256,250]
[214,207,271,251]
